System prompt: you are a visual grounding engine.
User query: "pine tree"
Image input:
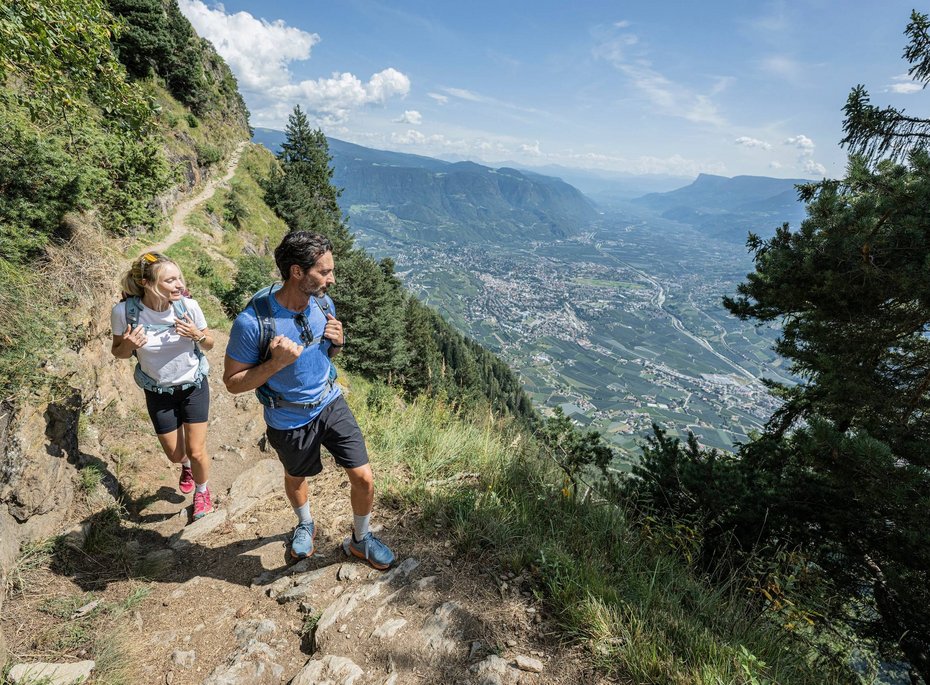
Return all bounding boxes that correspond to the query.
[841,10,930,162]
[628,14,930,680]
[332,252,409,380]
[263,106,354,259]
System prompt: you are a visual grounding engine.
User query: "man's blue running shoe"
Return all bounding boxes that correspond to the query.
[288,521,315,560]
[342,530,395,570]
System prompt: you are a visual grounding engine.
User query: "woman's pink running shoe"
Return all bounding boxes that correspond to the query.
[179,465,195,494]
[192,488,213,520]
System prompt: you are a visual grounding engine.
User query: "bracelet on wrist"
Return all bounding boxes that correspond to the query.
[196,334,207,343]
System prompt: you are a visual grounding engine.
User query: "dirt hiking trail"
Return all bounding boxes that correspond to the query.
[146,141,248,257]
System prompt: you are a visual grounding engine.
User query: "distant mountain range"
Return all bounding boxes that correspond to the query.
[253,128,598,245]
[632,173,810,243]
[253,129,812,247]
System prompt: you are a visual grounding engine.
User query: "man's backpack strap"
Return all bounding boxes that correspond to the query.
[312,294,332,318]
[248,285,338,410]
[249,284,281,363]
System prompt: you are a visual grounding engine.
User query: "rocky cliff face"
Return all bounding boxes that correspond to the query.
[0,225,127,568]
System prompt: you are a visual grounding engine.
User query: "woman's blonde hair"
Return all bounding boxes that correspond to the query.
[121,252,185,310]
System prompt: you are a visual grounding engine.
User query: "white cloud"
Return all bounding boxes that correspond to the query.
[593,25,726,126]
[888,82,923,94]
[803,159,826,176]
[428,92,449,105]
[444,87,485,103]
[735,136,772,150]
[886,74,923,94]
[784,134,815,155]
[760,55,804,82]
[520,140,542,156]
[178,1,410,127]
[437,86,545,117]
[769,161,783,169]
[396,110,422,125]
[179,0,318,91]
[391,129,428,145]
[614,20,631,28]
[272,68,410,125]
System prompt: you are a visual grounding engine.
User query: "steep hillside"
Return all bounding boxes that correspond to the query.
[254,129,599,246]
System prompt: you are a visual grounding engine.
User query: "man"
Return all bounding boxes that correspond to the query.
[223,231,394,569]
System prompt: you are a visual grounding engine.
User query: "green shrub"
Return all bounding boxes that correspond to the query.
[224,187,247,227]
[196,142,221,166]
[0,109,82,262]
[219,255,275,318]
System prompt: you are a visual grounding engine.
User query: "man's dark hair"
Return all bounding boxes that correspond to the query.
[274,231,333,281]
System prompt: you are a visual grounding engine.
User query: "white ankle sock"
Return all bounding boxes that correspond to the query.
[294,501,313,525]
[353,513,370,540]
[181,459,192,468]
[195,481,208,493]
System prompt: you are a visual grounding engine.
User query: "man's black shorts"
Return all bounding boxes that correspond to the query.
[265,395,369,477]
[144,379,210,435]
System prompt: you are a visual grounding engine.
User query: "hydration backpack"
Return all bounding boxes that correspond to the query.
[124,296,209,394]
[248,284,338,409]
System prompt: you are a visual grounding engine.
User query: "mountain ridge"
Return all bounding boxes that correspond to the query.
[253,128,599,245]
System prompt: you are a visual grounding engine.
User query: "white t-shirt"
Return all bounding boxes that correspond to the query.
[111,297,207,386]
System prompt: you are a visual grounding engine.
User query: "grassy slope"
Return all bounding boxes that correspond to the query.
[345,378,849,685]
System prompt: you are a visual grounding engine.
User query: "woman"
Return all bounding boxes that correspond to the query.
[111,252,215,520]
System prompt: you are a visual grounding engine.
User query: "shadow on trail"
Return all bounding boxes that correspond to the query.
[47,469,337,593]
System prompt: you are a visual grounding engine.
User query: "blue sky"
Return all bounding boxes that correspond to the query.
[180,1,926,179]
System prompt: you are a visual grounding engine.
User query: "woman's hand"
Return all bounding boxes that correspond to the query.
[123,324,148,350]
[175,313,204,341]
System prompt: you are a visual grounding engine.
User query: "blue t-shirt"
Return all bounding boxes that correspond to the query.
[227,293,340,430]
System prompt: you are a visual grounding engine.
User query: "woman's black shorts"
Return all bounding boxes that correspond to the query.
[265,395,369,477]
[144,378,210,435]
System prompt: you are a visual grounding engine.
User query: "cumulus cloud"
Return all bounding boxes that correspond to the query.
[392,129,428,145]
[520,141,542,156]
[886,74,924,94]
[782,134,825,175]
[803,159,826,176]
[271,68,410,125]
[179,0,410,126]
[179,0,318,91]
[593,24,726,126]
[784,134,815,155]
[769,161,783,169]
[395,110,422,125]
[735,136,772,150]
[387,130,510,158]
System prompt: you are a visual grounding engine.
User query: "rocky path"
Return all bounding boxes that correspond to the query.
[6,330,593,685]
[118,341,570,685]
